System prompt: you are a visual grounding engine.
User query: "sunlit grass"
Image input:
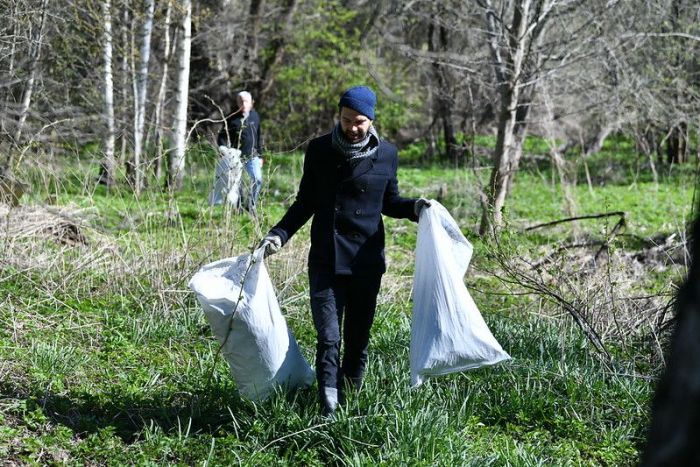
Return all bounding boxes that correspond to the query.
[0,139,693,463]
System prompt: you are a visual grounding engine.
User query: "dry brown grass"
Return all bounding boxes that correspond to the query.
[488,231,686,366]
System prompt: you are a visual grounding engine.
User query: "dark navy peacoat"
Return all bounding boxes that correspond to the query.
[269,132,417,275]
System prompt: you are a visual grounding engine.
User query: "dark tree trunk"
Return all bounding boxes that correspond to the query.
[428,11,458,164]
[667,123,687,164]
[254,0,297,106]
[243,0,264,83]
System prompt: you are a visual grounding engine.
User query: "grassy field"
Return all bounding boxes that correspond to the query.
[0,138,694,465]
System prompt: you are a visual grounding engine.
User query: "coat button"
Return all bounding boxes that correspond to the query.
[335,204,340,212]
[355,209,361,215]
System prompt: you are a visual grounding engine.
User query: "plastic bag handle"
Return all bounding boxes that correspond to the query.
[252,246,266,263]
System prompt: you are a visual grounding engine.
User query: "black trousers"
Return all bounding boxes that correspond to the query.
[309,270,383,392]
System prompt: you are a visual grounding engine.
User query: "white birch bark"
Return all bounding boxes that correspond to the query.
[169,0,191,190]
[120,9,130,163]
[101,0,117,186]
[132,0,155,193]
[130,19,138,184]
[150,0,172,181]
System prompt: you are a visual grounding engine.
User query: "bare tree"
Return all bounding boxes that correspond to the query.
[254,0,299,105]
[149,0,173,182]
[11,0,49,151]
[427,4,459,163]
[119,7,131,165]
[99,0,117,187]
[476,0,551,234]
[169,0,191,191]
[130,0,156,194]
[0,0,21,141]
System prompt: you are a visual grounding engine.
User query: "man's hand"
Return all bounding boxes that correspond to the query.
[414,198,432,217]
[258,235,282,258]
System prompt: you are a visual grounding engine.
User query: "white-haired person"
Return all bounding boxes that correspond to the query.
[217,90,264,213]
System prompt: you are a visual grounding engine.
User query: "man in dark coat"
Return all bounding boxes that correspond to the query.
[217,91,264,212]
[259,85,430,415]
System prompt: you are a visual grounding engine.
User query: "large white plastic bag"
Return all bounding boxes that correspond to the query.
[411,202,510,387]
[208,146,243,206]
[188,249,314,400]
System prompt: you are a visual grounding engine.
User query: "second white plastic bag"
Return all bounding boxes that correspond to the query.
[208,146,243,206]
[189,249,314,400]
[411,202,510,387]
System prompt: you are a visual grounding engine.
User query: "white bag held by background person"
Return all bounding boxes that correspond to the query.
[411,201,510,387]
[208,146,243,206]
[188,249,314,401]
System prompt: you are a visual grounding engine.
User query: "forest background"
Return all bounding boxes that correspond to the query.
[1,0,699,464]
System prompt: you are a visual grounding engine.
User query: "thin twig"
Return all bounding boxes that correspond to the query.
[525,211,625,232]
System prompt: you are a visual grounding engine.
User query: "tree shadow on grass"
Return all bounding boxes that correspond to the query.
[2,378,318,444]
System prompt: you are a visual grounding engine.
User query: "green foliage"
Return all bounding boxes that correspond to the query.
[264,1,364,146]
[264,0,421,147]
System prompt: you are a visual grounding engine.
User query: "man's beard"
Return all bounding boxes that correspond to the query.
[343,127,367,143]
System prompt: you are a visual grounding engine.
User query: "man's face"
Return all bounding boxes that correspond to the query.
[237,94,253,113]
[339,107,372,143]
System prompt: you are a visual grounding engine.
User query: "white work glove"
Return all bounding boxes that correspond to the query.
[258,234,282,258]
[414,198,432,217]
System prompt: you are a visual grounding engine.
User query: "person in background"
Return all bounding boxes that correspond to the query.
[258,85,430,416]
[217,90,263,214]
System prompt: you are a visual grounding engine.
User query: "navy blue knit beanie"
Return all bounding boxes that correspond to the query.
[338,85,376,120]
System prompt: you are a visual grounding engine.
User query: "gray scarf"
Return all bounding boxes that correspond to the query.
[331,123,379,167]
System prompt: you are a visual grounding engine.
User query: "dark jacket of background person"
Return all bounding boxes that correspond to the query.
[269,132,417,275]
[217,110,263,158]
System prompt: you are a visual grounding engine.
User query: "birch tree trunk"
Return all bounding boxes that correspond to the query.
[120,9,130,165]
[12,0,49,149]
[99,0,117,187]
[169,0,191,191]
[150,0,172,182]
[131,0,155,194]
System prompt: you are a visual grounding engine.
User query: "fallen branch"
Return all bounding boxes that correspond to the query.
[525,211,626,232]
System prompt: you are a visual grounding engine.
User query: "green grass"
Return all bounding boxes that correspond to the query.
[0,140,693,464]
